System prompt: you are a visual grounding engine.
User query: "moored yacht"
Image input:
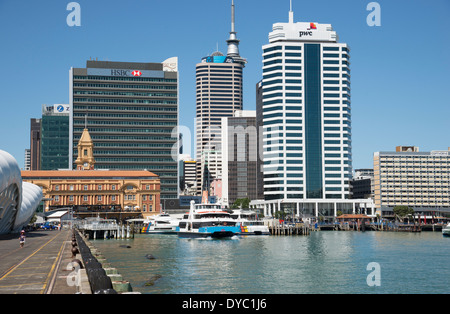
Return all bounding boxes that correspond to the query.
[176,201,241,239]
[442,223,450,237]
[141,213,179,234]
[231,210,270,235]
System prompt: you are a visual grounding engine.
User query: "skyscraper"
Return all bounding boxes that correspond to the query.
[221,110,258,206]
[195,0,246,196]
[69,58,179,200]
[257,5,362,219]
[40,104,70,170]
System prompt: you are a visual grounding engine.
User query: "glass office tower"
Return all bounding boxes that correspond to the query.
[40,104,70,170]
[260,9,352,215]
[69,59,179,200]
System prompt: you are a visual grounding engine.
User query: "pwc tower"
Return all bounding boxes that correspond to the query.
[259,5,353,217]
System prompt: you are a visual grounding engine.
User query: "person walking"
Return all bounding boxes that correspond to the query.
[19,230,26,248]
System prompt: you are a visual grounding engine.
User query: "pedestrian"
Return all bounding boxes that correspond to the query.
[19,230,26,248]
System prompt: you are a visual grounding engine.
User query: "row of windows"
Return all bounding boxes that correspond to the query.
[73,127,174,134]
[73,105,177,112]
[74,120,177,126]
[263,45,348,54]
[74,113,177,119]
[73,90,177,97]
[73,83,177,90]
[73,76,177,83]
[74,98,177,104]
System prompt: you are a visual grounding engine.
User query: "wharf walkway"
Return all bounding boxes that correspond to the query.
[0,229,77,294]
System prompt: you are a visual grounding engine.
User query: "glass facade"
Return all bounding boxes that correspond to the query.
[41,115,70,170]
[70,61,179,200]
[304,44,323,198]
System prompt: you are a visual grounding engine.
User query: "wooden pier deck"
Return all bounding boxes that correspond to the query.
[268,223,311,236]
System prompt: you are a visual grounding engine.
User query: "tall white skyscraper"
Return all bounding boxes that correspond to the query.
[195,0,246,196]
[256,5,363,219]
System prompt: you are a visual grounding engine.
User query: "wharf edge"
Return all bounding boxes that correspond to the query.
[0,228,137,294]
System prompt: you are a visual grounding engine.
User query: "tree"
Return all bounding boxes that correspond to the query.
[230,198,250,209]
[393,205,414,223]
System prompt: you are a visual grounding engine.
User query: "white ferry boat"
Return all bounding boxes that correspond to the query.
[231,210,270,235]
[141,213,179,234]
[442,223,450,237]
[176,201,241,239]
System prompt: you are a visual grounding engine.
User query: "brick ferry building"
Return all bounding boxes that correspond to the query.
[22,128,161,221]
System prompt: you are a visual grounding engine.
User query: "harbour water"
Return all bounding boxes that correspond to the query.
[92,231,450,294]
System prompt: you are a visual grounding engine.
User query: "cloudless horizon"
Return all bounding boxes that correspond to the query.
[0,0,449,170]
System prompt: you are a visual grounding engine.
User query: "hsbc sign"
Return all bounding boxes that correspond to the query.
[87,68,165,78]
[110,69,141,77]
[132,70,142,76]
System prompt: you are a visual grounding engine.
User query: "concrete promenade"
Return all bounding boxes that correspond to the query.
[0,229,78,294]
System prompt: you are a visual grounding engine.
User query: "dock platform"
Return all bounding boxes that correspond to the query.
[0,229,78,294]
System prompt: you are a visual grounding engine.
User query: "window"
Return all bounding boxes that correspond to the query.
[97,195,102,201]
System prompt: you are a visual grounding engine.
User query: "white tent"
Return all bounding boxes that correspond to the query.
[46,210,68,223]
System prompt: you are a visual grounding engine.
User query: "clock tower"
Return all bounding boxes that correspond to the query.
[75,127,95,170]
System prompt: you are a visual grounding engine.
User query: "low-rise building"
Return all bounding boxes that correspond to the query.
[21,169,161,220]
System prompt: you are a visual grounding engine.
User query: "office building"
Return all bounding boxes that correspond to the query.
[374,146,450,217]
[252,6,373,219]
[24,149,31,170]
[179,156,197,195]
[195,0,246,195]
[221,110,258,206]
[40,104,70,170]
[30,118,41,170]
[69,58,179,200]
[351,168,374,199]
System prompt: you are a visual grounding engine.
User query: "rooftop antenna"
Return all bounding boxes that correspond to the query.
[226,0,240,57]
[84,111,88,129]
[289,0,294,23]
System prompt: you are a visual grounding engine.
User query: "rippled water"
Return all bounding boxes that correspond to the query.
[91,231,450,294]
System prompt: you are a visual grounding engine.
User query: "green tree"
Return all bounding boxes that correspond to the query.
[393,205,414,223]
[230,198,250,209]
[274,210,287,220]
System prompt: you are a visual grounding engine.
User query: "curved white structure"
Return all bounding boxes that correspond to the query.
[0,150,43,234]
[13,182,43,233]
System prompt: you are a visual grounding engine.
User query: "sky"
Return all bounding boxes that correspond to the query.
[0,0,449,170]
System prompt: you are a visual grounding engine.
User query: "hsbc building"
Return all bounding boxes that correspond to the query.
[69,58,180,201]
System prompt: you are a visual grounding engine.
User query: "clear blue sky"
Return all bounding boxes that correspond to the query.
[0,0,449,170]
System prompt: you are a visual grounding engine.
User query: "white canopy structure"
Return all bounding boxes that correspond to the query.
[0,150,43,234]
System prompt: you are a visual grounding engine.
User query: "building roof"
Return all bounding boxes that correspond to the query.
[21,170,159,179]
